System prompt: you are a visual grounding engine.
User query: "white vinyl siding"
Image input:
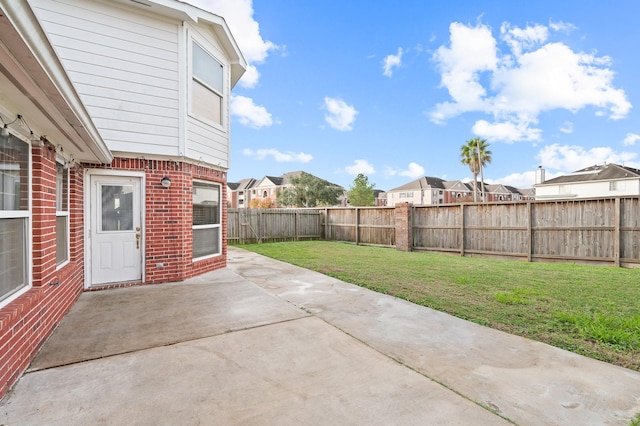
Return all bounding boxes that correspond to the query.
[31,0,233,169]
[30,0,181,155]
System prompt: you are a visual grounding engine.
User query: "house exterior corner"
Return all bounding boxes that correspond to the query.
[0,0,245,399]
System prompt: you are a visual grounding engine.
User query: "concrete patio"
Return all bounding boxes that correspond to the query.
[1,246,639,425]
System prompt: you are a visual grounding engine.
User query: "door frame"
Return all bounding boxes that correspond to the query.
[84,169,146,288]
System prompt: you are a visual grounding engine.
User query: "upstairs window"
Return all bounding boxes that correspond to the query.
[191,42,224,125]
[609,181,625,191]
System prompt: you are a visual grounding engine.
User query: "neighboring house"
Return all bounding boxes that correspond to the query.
[505,185,536,201]
[387,176,534,206]
[443,180,473,203]
[519,188,536,200]
[227,177,257,208]
[484,184,513,202]
[373,189,387,206]
[535,164,640,200]
[386,176,447,206]
[252,174,288,207]
[249,171,345,207]
[0,0,245,398]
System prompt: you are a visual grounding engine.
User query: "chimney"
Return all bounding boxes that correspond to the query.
[535,166,546,184]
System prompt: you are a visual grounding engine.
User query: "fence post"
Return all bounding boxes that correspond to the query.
[460,204,465,256]
[355,207,360,245]
[527,202,533,262]
[324,207,328,240]
[614,197,621,267]
[395,203,412,251]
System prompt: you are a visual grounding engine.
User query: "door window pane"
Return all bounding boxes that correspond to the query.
[101,185,133,231]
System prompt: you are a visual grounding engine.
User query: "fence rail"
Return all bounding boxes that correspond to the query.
[227,197,640,267]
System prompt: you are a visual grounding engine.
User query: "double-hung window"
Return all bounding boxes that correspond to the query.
[192,181,221,259]
[0,134,29,303]
[191,41,224,125]
[56,162,69,267]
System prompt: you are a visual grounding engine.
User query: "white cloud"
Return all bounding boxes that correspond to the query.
[188,0,280,88]
[623,133,640,146]
[238,64,260,89]
[472,119,541,142]
[538,143,639,172]
[559,121,573,134]
[385,162,425,179]
[345,159,375,175]
[242,148,312,163]
[231,95,273,128]
[430,21,632,142]
[500,23,548,56]
[549,20,577,33]
[382,48,403,77]
[431,22,498,123]
[324,97,358,131]
[490,169,565,189]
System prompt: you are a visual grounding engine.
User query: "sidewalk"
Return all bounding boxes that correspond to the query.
[1,246,638,425]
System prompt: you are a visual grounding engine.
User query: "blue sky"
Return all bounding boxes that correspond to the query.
[190,0,640,191]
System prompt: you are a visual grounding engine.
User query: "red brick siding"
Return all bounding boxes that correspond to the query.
[89,158,228,285]
[0,154,229,398]
[395,202,412,252]
[0,144,85,398]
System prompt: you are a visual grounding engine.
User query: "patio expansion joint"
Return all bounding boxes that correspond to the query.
[24,314,313,375]
[306,314,517,425]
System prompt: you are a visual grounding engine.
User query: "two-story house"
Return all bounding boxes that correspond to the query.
[0,0,245,397]
[535,164,640,200]
[227,178,257,208]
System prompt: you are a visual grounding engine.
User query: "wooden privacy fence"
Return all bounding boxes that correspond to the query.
[227,197,640,267]
[228,208,323,243]
[323,207,396,247]
[412,197,640,267]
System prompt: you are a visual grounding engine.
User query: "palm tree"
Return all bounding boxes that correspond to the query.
[460,137,492,202]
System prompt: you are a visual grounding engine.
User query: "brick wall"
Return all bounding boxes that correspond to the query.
[395,202,412,252]
[0,144,85,398]
[90,158,227,285]
[0,154,229,398]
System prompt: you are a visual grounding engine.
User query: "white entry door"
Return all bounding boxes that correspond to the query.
[89,175,143,286]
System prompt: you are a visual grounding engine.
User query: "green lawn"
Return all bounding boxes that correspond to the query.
[238,240,640,371]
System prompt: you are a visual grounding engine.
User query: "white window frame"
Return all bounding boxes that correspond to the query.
[192,180,222,261]
[0,133,31,307]
[56,159,69,268]
[188,37,225,129]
